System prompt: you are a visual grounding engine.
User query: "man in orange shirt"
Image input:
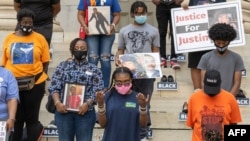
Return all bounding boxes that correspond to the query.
[186,69,242,141]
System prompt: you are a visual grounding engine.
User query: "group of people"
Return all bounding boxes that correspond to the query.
[1,0,60,140]
[0,0,246,141]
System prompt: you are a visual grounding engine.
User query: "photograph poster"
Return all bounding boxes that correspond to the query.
[171,1,245,53]
[0,120,8,141]
[88,6,111,35]
[63,83,85,112]
[119,53,162,79]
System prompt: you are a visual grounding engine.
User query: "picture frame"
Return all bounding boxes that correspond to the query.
[63,82,85,112]
[119,53,162,79]
[171,1,245,53]
[88,6,111,35]
[0,120,8,141]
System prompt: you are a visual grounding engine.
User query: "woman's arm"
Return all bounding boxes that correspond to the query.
[52,2,61,18]
[14,2,21,12]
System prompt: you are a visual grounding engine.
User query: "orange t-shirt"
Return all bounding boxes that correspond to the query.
[186,89,241,141]
[1,32,50,84]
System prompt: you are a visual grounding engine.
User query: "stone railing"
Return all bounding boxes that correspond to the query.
[242,0,250,33]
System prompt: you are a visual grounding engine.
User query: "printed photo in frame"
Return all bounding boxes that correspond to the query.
[88,6,111,35]
[119,53,162,79]
[63,83,85,112]
[0,120,8,141]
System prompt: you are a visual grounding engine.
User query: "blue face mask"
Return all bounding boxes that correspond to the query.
[135,15,147,24]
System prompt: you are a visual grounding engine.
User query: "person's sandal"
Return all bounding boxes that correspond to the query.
[182,101,188,114]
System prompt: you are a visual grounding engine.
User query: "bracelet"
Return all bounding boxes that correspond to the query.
[86,100,93,109]
[98,110,106,115]
[140,110,147,115]
[54,100,61,106]
[8,118,16,122]
[98,106,106,113]
[139,106,147,111]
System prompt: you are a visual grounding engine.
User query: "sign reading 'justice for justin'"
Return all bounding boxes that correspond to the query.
[171,1,245,53]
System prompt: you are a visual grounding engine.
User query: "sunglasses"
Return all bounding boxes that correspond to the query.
[114,80,131,87]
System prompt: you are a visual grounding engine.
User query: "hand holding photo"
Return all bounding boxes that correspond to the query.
[119,53,162,79]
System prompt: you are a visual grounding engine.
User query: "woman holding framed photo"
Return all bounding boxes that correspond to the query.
[48,38,104,141]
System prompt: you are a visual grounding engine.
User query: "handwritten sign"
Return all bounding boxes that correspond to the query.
[171,1,245,53]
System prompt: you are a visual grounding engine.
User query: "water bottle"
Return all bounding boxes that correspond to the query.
[79,26,86,39]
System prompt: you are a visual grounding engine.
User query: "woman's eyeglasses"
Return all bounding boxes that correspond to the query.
[115,80,131,87]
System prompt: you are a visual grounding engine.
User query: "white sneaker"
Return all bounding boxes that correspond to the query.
[141,137,148,141]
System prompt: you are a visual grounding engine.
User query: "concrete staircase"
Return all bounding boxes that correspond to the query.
[1,0,250,141]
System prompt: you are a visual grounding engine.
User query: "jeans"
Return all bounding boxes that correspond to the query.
[132,78,155,139]
[12,82,45,141]
[156,3,180,59]
[55,110,96,141]
[86,34,115,88]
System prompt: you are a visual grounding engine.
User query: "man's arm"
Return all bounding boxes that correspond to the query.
[152,0,161,5]
[200,69,206,89]
[230,71,242,96]
[52,2,61,18]
[13,1,21,12]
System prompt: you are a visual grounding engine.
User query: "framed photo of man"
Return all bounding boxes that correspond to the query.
[88,6,110,35]
[63,83,85,112]
[171,0,245,53]
[119,53,162,79]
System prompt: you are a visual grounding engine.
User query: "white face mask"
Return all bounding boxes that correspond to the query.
[215,44,228,54]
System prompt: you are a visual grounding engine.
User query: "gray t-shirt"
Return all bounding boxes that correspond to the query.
[198,50,245,91]
[117,23,160,53]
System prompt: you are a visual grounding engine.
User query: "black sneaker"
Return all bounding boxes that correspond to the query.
[161,75,168,82]
[182,101,188,114]
[167,75,174,82]
[235,89,246,98]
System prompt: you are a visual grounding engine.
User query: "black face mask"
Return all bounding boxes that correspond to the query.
[207,93,217,97]
[73,50,87,61]
[20,25,33,35]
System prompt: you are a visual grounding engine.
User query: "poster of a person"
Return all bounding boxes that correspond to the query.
[88,6,110,35]
[171,0,245,53]
[119,53,162,78]
[63,83,85,112]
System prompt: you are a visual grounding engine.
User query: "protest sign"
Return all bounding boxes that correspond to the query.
[171,1,245,53]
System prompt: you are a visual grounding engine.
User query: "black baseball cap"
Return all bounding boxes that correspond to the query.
[203,70,221,95]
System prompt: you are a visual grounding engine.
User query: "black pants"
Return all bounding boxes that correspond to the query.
[156,3,180,59]
[34,23,53,47]
[133,78,155,139]
[12,82,45,141]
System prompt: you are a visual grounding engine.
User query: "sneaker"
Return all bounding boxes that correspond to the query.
[235,89,246,98]
[160,57,167,68]
[167,75,174,82]
[170,58,181,69]
[160,75,168,82]
[47,120,57,128]
[182,101,188,114]
[147,128,153,138]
